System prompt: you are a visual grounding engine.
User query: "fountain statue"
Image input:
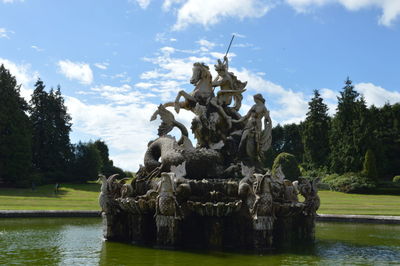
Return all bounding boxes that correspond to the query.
[100,53,320,251]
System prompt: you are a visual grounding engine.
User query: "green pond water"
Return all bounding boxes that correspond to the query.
[0,218,399,265]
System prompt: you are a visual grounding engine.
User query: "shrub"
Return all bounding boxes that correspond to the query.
[393,176,400,183]
[272,152,301,181]
[362,149,378,180]
[322,172,376,193]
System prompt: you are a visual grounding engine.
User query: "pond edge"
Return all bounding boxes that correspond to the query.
[1,211,400,224]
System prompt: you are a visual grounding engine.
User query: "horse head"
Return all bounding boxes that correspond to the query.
[190,62,211,85]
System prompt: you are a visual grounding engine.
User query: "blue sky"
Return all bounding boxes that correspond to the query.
[1,0,400,171]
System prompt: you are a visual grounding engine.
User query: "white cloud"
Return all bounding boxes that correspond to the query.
[197,39,216,51]
[234,68,308,124]
[58,60,93,85]
[355,82,400,106]
[1,0,23,3]
[130,0,151,9]
[31,45,44,52]
[285,0,400,26]
[66,95,194,171]
[0,28,13,39]
[0,58,39,101]
[94,62,109,70]
[170,0,275,30]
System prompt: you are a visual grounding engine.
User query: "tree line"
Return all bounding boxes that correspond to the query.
[0,65,128,187]
[264,77,400,189]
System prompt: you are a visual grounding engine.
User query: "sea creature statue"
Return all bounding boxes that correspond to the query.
[171,162,191,201]
[156,172,181,218]
[238,164,256,209]
[283,179,299,203]
[251,174,274,219]
[298,177,320,216]
[145,105,223,179]
[99,174,121,213]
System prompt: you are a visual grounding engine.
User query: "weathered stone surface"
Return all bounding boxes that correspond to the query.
[100,54,320,251]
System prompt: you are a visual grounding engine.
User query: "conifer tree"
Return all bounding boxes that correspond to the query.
[0,65,32,186]
[330,78,371,173]
[30,80,72,181]
[302,90,330,168]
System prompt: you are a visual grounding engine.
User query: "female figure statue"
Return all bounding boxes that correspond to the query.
[234,94,272,164]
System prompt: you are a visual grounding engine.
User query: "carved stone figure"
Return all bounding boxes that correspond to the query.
[156,172,181,218]
[233,94,272,166]
[298,177,320,216]
[99,174,121,213]
[100,48,320,251]
[165,62,214,114]
[252,174,274,219]
[212,56,247,113]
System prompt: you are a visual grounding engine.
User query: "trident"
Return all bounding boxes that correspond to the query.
[223,34,235,64]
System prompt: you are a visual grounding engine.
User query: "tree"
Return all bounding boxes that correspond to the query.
[30,80,73,181]
[362,149,378,180]
[0,64,32,186]
[330,78,372,173]
[302,90,330,169]
[282,123,304,162]
[94,139,126,177]
[72,141,102,181]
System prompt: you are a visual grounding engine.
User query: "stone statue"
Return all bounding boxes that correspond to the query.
[252,174,274,219]
[164,62,214,114]
[100,47,320,251]
[233,93,272,165]
[156,172,181,218]
[212,56,247,113]
[99,174,122,213]
[298,177,320,216]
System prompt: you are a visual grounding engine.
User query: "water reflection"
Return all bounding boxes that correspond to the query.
[0,218,399,265]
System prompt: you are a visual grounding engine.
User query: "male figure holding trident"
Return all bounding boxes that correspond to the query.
[211,35,248,125]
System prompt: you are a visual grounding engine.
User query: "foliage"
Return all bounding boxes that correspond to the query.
[264,123,304,168]
[393,176,400,183]
[72,142,103,181]
[362,149,378,180]
[93,139,126,177]
[322,172,376,193]
[272,152,301,181]
[330,78,373,174]
[0,64,32,187]
[29,80,73,182]
[302,90,330,168]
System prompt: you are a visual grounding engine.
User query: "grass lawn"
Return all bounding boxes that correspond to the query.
[0,183,101,211]
[1,183,400,215]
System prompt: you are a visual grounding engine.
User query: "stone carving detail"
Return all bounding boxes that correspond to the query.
[298,177,321,216]
[100,54,320,251]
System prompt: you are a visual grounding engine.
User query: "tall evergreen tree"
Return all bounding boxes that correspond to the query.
[30,80,72,181]
[330,78,371,173]
[0,65,32,186]
[302,90,330,168]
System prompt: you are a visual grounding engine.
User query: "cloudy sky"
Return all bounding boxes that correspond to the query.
[1,0,400,171]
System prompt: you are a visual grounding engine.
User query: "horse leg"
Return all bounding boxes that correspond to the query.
[164,101,189,113]
[175,91,195,113]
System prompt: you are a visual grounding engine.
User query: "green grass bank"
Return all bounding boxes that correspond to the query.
[0,183,399,216]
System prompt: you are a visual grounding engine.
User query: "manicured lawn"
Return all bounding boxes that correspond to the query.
[0,183,101,210]
[1,184,400,215]
[317,190,400,216]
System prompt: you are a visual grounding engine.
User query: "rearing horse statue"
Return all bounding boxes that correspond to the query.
[164,62,214,113]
